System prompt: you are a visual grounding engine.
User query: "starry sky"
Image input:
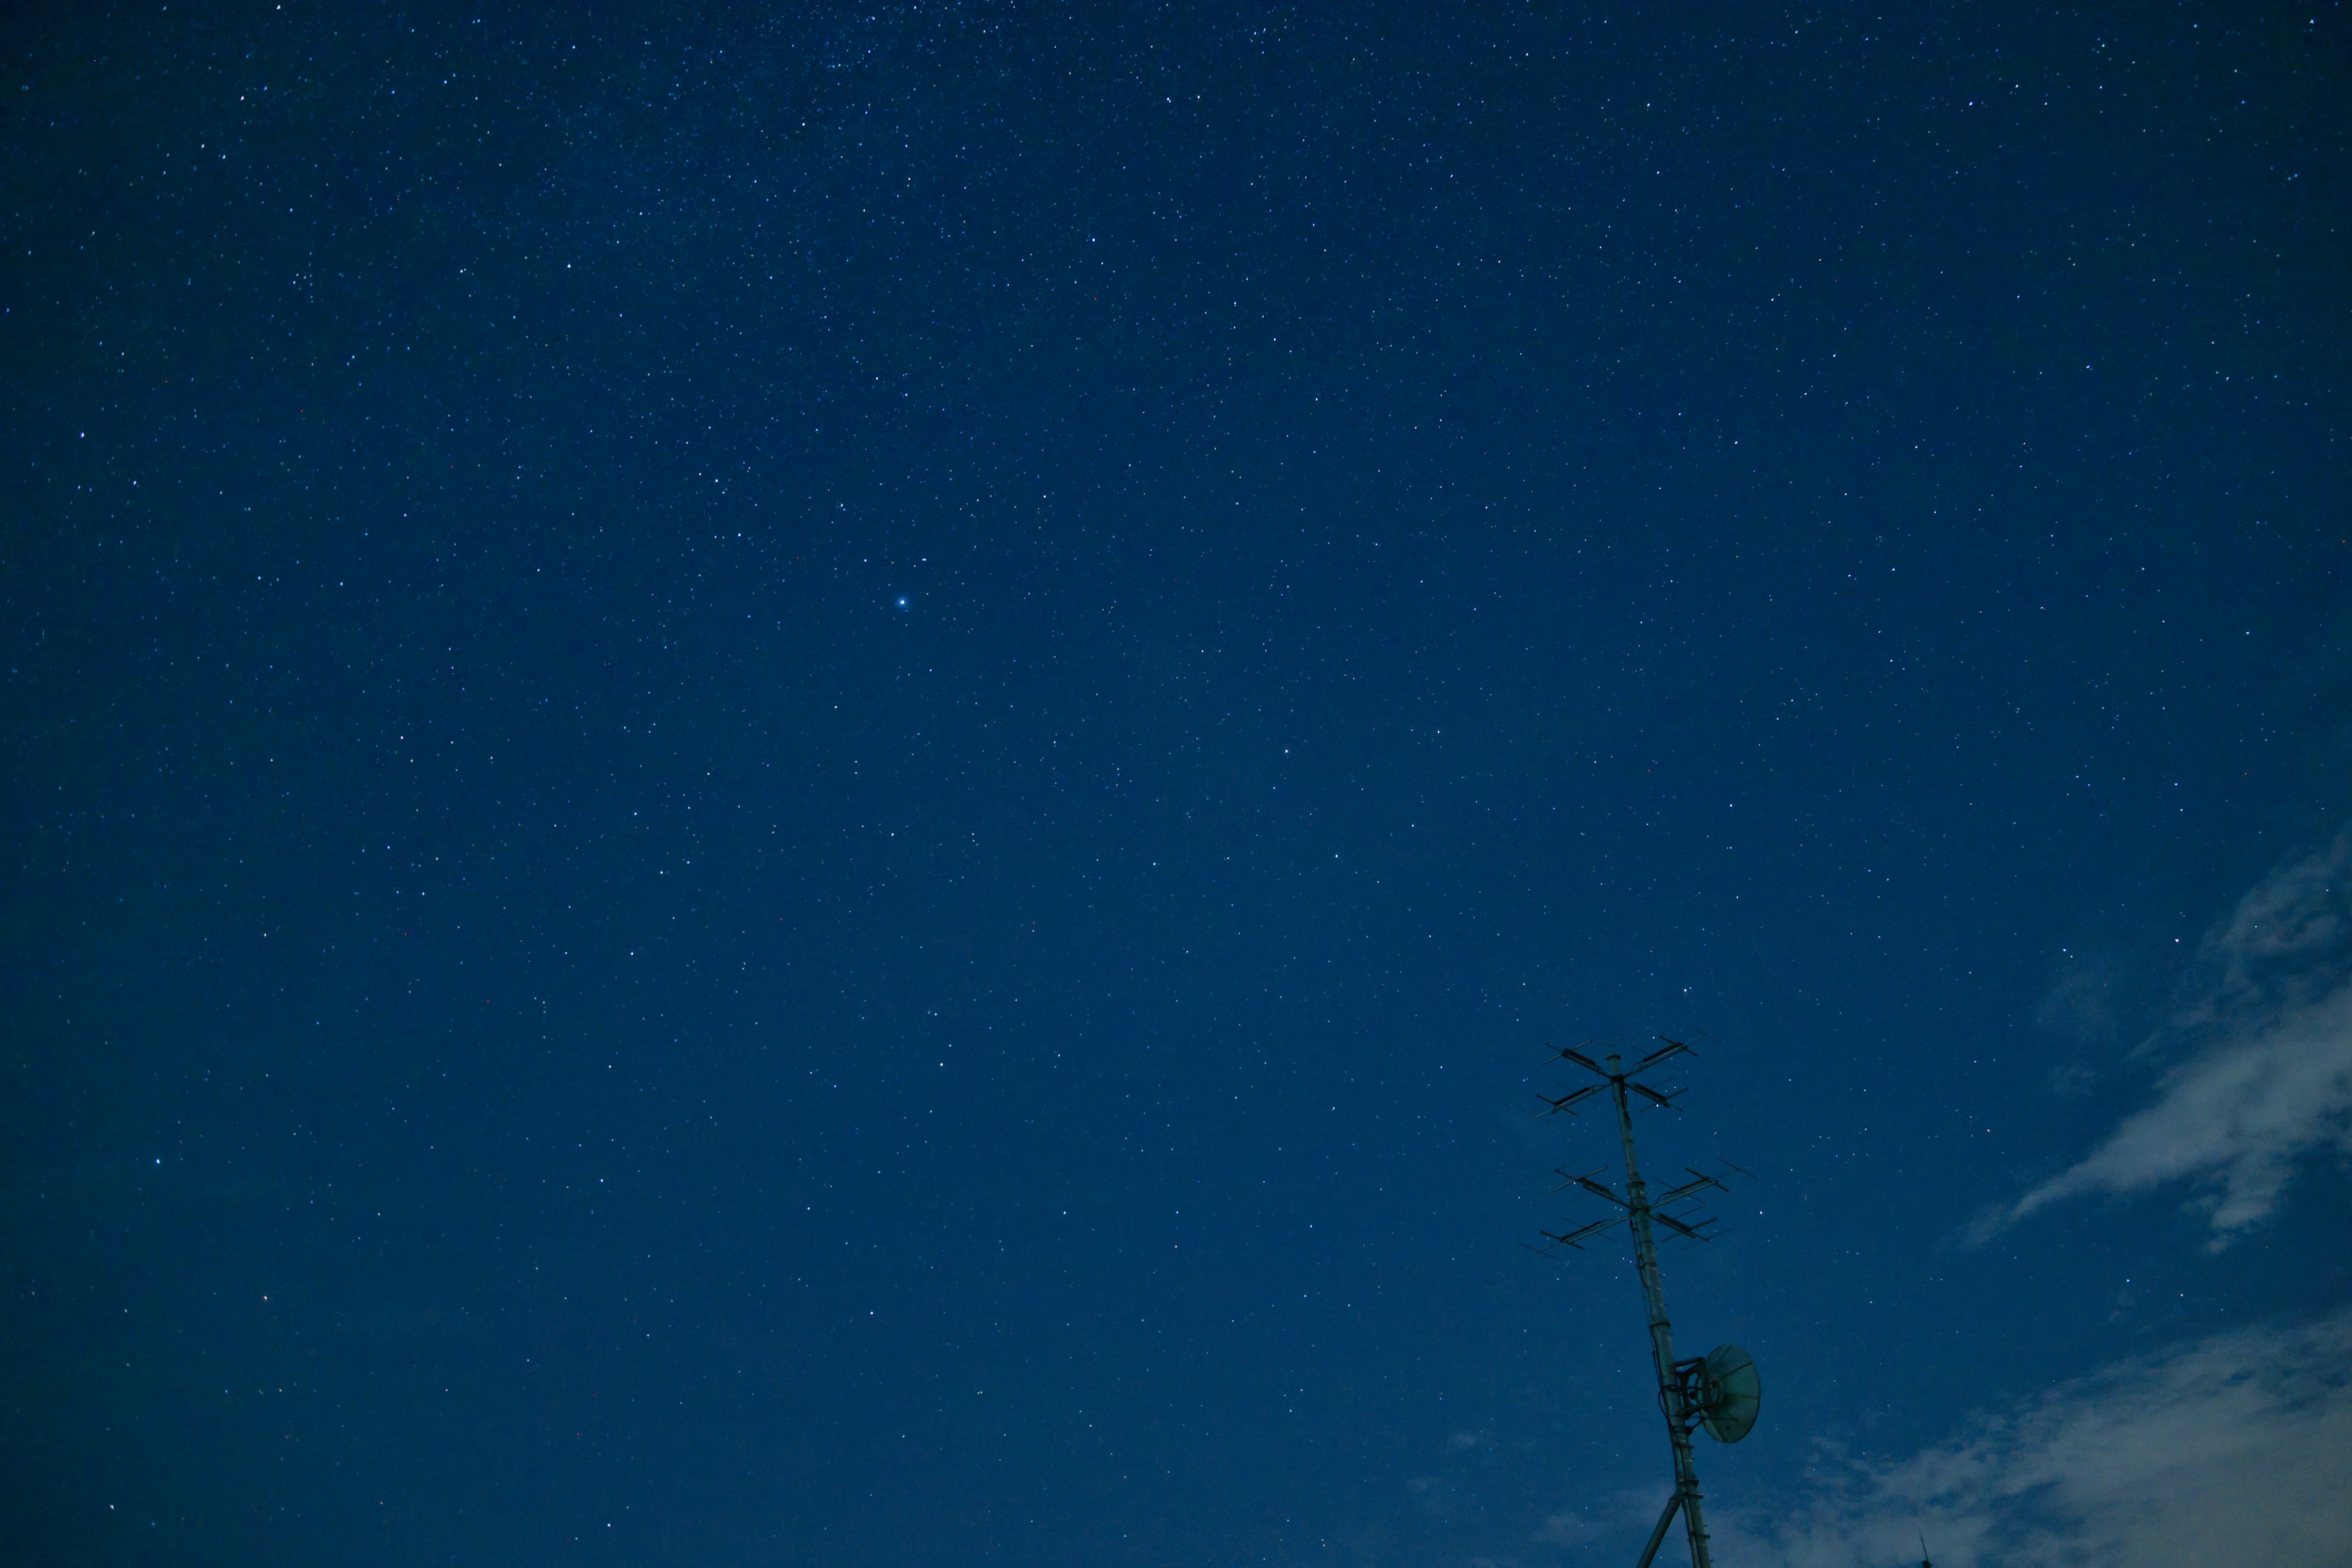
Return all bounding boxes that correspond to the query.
[6,4,2351,1566]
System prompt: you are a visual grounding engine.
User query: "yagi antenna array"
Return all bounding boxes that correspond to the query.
[1526,1036,1760,1568]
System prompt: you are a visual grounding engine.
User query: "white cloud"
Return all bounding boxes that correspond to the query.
[2032,948,2130,1045]
[2011,982,2352,1239]
[1711,1307,2352,1568]
[2002,829,2352,1245]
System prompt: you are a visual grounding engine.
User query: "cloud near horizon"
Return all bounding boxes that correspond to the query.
[1997,829,2352,1246]
[1709,1306,2352,1568]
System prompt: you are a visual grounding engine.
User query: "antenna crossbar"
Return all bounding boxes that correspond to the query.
[1648,1210,1716,1243]
[1537,1215,1625,1250]
[1537,1084,1606,1116]
[1654,1167,1733,1207]
[1559,1170,1630,1208]
[1554,1042,1610,1078]
[1629,1038,1692,1074]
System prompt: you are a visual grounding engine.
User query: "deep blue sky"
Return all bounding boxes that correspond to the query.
[6,4,2349,1566]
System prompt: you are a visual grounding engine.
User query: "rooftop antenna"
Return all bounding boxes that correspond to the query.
[1527,1035,1758,1568]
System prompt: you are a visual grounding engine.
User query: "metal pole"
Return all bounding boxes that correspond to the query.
[1633,1490,1685,1568]
[1608,1053,1713,1568]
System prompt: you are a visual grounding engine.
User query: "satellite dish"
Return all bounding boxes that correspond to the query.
[1697,1344,1760,1443]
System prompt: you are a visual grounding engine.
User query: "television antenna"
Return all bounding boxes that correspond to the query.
[1527,1036,1759,1568]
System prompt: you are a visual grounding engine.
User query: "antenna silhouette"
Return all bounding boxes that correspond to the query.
[1528,1036,1758,1568]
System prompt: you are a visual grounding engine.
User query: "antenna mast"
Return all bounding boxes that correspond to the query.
[1529,1037,1754,1568]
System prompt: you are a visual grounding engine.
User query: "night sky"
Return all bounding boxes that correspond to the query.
[6,4,2351,1566]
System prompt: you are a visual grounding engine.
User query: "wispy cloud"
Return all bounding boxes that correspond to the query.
[1713,1307,2352,1568]
[1535,1486,1670,1550]
[1999,829,2352,1245]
